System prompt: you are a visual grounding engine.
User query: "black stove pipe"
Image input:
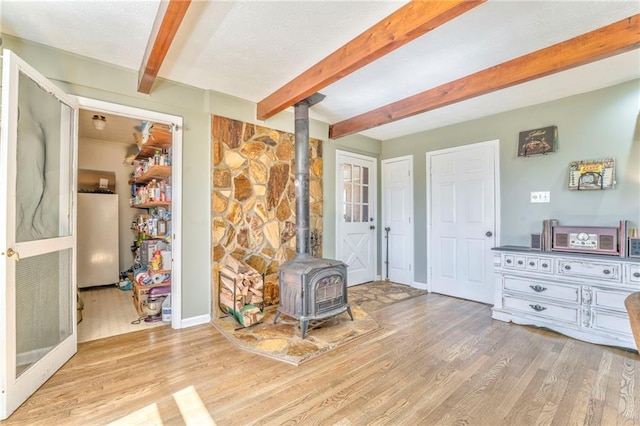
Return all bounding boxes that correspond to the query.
[293,93,324,258]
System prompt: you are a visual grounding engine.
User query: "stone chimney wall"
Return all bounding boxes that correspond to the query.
[212,115,323,312]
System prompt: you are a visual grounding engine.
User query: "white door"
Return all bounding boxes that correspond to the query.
[336,151,377,286]
[427,140,498,304]
[382,156,413,285]
[0,49,78,419]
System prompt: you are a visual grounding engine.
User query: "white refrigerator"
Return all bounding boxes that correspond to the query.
[77,193,119,288]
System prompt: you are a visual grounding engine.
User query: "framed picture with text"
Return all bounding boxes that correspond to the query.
[517,126,557,157]
[568,158,615,190]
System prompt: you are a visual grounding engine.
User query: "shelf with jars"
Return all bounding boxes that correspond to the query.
[132,122,172,161]
[130,178,171,208]
[132,210,171,239]
[127,121,174,318]
[130,165,172,184]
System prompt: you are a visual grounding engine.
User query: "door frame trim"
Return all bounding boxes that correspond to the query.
[74,96,184,329]
[381,155,414,286]
[425,139,501,291]
[335,149,378,284]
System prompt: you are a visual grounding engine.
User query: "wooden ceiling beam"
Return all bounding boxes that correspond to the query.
[329,14,640,139]
[256,0,486,121]
[138,0,191,94]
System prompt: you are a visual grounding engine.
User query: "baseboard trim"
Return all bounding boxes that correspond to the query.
[180,314,211,329]
[412,281,428,291]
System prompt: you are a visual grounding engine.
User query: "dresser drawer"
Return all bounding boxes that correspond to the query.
[590,287,632,313]
[503,277,579,303]
[503,295,579,324]
[591,310,633,337]
[626,264,640,285]
[524,256,553,273]
[504,254,527,269]
[503,254,552,273]
[557,258,621,282]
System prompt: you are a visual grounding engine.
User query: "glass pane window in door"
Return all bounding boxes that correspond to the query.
[343,164,352,183]
[15,249,73,377]
[343,203,352,222]
[16,72,73,242]
[363,205,369,222]
[362,184,369,203]
[362,167,369,185]
[353,184,361,204]
[344,182,352,203]
[353,165,361,184]
[353,204,361,223]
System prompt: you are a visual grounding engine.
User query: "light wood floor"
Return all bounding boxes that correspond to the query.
[78,286,163,343]
[2,292,639,425]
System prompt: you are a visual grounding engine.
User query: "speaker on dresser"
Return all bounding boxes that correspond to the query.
[530,233,542,250]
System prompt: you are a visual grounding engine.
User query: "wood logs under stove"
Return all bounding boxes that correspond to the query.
[219,256,264,327]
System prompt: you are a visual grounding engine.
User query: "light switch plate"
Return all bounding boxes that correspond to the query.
[530,191,550,203]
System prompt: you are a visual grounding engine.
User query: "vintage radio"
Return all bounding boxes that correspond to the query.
[552,225,619,255]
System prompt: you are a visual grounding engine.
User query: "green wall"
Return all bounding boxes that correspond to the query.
[382,79,640,284]
[2,34,381,320]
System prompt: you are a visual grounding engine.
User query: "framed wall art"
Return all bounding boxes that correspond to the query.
[568,158,615,190]
[517,125,557,157]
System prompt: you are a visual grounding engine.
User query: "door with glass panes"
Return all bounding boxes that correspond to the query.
[336,151,377,286]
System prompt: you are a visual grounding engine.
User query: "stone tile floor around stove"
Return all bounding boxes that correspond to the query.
[211,281,428,365]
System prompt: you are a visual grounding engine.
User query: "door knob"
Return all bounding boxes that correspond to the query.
[4,248,20,262]
[370,225,375,230]
[485,231,493,237]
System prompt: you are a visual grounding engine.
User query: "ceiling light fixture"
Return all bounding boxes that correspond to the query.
[92,115,106,130]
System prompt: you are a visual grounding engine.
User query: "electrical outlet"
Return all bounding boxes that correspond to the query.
[530,191,550,203]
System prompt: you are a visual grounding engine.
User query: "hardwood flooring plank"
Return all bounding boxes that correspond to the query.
[548,342,600,426]
[618,356,637,425]
[602,351,626,424]
[0,292,637,426]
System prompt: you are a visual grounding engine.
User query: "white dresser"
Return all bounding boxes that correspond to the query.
[492,246,640,351]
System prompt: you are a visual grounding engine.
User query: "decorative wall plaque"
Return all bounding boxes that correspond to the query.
[518,125,557,157]
[568,158,615,190]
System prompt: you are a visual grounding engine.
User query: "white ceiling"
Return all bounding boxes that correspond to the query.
[78,109,141,145]
[2,1,639,141]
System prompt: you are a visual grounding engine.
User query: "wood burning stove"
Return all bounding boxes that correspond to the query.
[274,94,353,338]
[276,257,351,338]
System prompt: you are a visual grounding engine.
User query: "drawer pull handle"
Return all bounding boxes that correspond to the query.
[541,263,548,268]
[634,272,640,278]
[518,260,524,265]
[529,261,535,266]
[529,304,547,312]
[506,259,512,264]
[603,269,611,275]
[564,265,571,270]
[530,285,547,293]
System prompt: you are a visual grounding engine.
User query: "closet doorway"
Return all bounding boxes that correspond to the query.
[75,97,182,342]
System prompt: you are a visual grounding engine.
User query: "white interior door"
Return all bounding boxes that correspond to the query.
[0,49,78,419]
[382,156,413,285]
[427,141,498,304]
[336,151,377,286]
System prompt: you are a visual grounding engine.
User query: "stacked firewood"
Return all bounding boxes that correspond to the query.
[219,256,264,326]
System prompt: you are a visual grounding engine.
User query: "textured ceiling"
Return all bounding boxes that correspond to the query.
[2,1,639,141]
[78,109,141,146]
